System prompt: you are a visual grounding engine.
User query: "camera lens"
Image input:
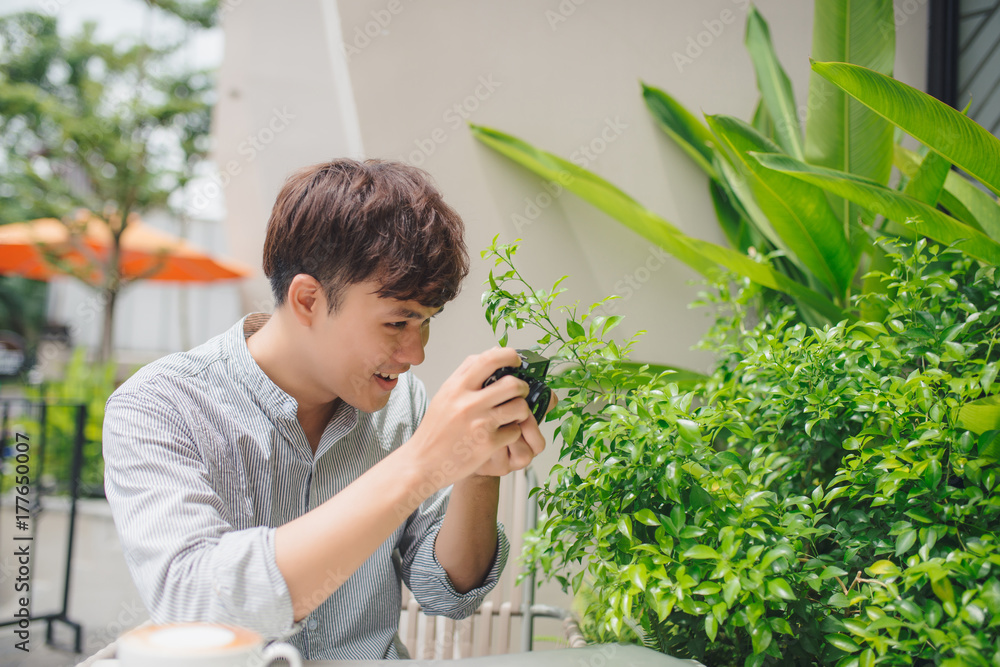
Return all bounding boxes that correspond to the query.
[526,379,551,423]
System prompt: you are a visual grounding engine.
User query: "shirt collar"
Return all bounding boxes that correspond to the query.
[225,314,359,443]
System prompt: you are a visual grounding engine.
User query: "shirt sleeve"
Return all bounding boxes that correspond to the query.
[102,381,300,640]
[396,489,510,619]
[395,375,510,619]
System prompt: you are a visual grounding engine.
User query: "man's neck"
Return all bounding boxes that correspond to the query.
[245,312,339,454]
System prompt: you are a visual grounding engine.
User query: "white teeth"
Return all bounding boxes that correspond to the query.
[377,373,399,380]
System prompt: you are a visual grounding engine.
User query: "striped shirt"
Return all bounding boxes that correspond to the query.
[102,313,509,661]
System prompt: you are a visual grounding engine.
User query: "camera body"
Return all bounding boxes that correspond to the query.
[482,349,552,424]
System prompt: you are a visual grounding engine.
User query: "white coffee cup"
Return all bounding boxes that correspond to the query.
[116,622,302,667]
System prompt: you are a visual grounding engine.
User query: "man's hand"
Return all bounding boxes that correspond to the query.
[472,389,557,477]
[406,347,549,488]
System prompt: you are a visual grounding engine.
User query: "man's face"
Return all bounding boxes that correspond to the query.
[308,280,439,413]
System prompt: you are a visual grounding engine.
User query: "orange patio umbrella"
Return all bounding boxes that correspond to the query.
[0,211,252,283]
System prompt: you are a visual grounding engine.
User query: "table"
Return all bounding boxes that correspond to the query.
[305,644,704,666]
[91,643,704,666]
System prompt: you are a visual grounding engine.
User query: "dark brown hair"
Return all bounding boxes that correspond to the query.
[262,159,469,311]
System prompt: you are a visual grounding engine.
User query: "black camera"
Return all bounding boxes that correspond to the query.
[482,349,552,424]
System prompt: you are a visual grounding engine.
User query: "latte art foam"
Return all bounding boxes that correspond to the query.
[124,623,261,655]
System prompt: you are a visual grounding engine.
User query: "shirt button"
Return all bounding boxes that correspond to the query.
[307,618,318,631]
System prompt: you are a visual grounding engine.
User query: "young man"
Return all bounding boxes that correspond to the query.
[103,159,552,660]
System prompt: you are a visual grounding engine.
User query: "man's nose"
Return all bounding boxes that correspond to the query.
[395,326,426,366]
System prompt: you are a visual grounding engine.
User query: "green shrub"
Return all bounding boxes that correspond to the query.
[484,237,1000,666]
[6,349,118,497]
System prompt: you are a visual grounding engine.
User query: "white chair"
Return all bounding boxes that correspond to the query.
[399,467,586,660]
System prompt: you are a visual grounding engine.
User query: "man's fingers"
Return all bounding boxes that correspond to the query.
[517,415,546,457]
[494,422,522,449]
[463,347,522,389]
[480,374,529,406]
[493,397,532,427]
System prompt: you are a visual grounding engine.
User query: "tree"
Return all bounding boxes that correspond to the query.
[0,4,216,361]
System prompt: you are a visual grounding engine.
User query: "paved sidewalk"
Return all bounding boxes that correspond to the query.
[0,499,147,667]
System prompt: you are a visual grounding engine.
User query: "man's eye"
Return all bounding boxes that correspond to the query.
[387,322,407,330]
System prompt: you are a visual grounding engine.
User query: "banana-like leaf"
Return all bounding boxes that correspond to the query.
[805,0,895,229]
[941,172,1000,241]
[894,145,985,233]
[753,152,1000,266]
[707,114,854,297]
[958,394,1000,435]
[642,83,717,180]
[709,180,750,252]
[469,124,847,323]
[814,61,1000,197]
[897,144,1000,241]
[903,149,949,207]
[751,99,775,142]
[745,6,803,160]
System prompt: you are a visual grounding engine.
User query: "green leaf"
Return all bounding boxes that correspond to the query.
[683,545,720,560]
[868,560,900,576]
[812,61,1000,196]
[932,577,955,606]
[707,114,854,297]
[615,361,708,391]
[602,315,623,337]
[634,509,659,526]
[617,516,633,541]
[676,419,702,445]
[958,395,1000,435]
[895,529,917,556]
[825,633,862,653]
[710,178,752,252]
[705,614,718,642]
[903,149,950,207]
[723,577,741,606]
[745,6,803,159]
[805,0,895,229]
[566,319,585,340]
[752,152,1000,266]
[642,82,718,179]
[470,124,848,323]
[767,577,797,600]
[978,431,1000,463]
[895,145,1000,238]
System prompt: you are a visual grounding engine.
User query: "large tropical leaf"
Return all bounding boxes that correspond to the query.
[814,61,1000,197]
[745,6,803,160]
[902,149,949,207]
[894,146,980,230]
[469,124,847,323]
[894,145,1000,241]
[707,114,853,298]
[642,83,717,180]
[958,395,1000,435]
[804,0,895,230]
[753,152,1000,266]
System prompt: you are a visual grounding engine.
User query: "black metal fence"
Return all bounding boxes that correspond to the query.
[0,398,86,653]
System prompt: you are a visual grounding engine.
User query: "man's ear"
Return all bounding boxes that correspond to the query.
[286,274,325,327]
